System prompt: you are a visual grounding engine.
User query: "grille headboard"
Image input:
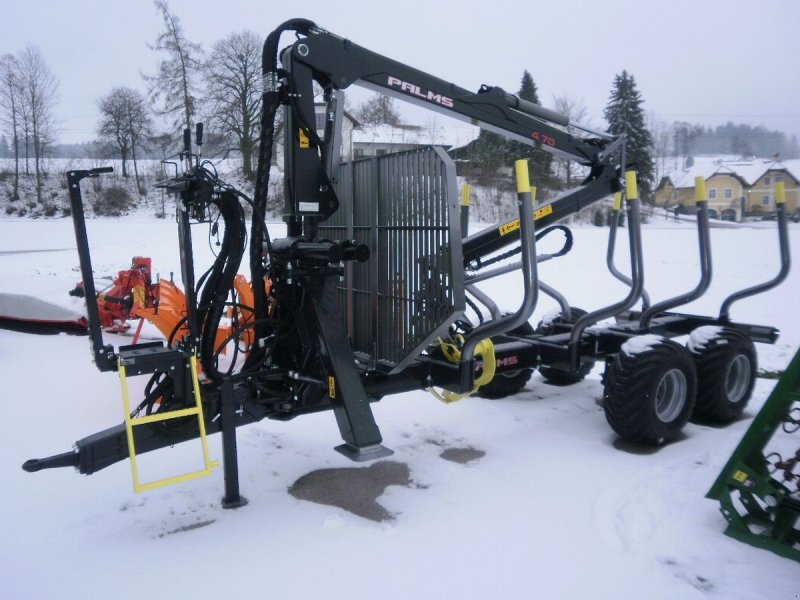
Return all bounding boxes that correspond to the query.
[320,146,465,374]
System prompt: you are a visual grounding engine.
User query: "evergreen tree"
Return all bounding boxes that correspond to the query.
[506,70,552,183]
[604,70,654,200]
[456,70,551,184]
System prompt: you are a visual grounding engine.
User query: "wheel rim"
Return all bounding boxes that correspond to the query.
[725,354,751,404]
[655,368,687,423]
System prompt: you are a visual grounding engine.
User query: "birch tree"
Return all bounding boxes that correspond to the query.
[0,54,22,200]
[17,46,58,202]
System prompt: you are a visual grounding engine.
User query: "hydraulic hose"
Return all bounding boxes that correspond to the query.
[199,191,246,380]
[245,19,317,371]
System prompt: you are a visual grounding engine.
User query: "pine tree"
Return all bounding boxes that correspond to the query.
[604,70,654,200]
[456,70,551,184]
[507,70,551,183]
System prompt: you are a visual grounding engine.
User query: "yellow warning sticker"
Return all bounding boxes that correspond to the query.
[299,128,310,149]
[328,376,336,399]
[732,470,748,483]
[498,205,553,236]
[499,219,520,236]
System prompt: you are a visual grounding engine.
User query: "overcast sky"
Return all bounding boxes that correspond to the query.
[3,0,799,145]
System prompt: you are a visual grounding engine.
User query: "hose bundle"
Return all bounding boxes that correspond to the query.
[244,19,317,371]
[197,190,246,380]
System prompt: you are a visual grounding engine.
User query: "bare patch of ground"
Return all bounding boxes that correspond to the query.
[288,461,412,522]
[439,447,485,464]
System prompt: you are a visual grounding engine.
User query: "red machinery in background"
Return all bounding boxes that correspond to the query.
[70,256,255,350]
[70,256,157,333]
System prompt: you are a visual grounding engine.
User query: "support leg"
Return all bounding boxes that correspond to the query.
[308,275,393,462]
[220,377,248,509]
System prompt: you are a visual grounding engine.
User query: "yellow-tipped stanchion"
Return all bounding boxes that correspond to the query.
[461,183,471,207]
[695,176,708,202]
[775,180,786,204]
[613,192,622,211]
[515,159,531,194]
[625,170,638,200]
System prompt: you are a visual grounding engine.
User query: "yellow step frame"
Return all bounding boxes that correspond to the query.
[118,354,218,493]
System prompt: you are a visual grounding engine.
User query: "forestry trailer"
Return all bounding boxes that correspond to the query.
[23,19,791,507]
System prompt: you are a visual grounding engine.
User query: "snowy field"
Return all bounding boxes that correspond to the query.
[0,215,798,599]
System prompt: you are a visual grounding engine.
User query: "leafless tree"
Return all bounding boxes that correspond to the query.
[355,93,401,126]
[144,0,202,146]
[671,121,704,167]
[203,30,261,179]
[0,54,22,200]
[646,112,673,195]
[552,94,589,187]
[97,87,152,193]
[16,45,58,203]
[149,131,175,217]
[423,115,443,145]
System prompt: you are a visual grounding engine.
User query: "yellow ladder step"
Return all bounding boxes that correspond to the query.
[119,353,218,493]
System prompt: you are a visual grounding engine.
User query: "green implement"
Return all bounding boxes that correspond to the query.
[707,347,800,561]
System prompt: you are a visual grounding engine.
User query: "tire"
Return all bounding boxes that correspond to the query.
[535,307,595,385]
[603,336,697,445]
[688,326,757,424]
[475,320,535,399]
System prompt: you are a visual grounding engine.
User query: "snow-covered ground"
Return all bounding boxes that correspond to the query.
[0,215,798,599]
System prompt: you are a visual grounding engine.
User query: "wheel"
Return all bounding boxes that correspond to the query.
[603,336,697,445]
[535,307,595,385]
[688,326,757,423]
[475,320,535,399]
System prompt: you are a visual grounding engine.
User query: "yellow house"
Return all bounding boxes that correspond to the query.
[655,158,800,221]
[703,169,748,221]
[745,167,800,215]
[654,178,694,209]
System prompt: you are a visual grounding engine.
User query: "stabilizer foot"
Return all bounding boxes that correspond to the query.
[334,443,394,463]
[222,495,249,510]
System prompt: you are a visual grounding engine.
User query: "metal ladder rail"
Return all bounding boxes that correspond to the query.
[119,353,218,493]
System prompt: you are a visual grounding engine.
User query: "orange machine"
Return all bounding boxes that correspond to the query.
[72,257,258,356]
